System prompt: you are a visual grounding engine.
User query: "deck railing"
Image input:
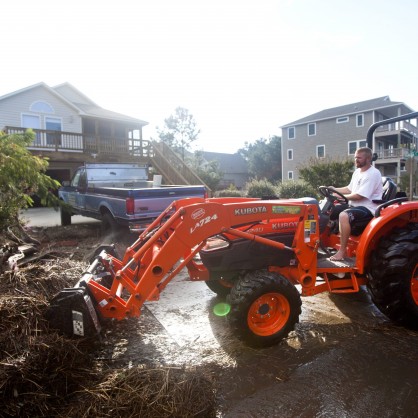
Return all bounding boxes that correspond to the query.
[4,126,153,158]
[376,120,418,137]
[376,147,412,160]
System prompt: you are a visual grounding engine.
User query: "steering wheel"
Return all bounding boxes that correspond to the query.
[318,186,348,205]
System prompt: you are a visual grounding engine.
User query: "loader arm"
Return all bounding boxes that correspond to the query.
[47,197,321,337]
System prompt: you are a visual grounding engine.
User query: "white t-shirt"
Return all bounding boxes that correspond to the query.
[348,166,383,215]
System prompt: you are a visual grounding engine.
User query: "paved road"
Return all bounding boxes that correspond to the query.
[20,207,100,228]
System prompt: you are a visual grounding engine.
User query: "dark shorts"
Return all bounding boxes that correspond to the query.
[330,204,374,226]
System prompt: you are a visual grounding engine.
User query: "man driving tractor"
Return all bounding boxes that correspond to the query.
[328,147,382,261]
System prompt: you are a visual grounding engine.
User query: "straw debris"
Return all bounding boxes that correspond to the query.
[0,226,216,417]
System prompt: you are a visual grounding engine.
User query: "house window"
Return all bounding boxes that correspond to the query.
[30,101,54,113]
[348,140,367,155]
[356,114,364,127]
[308,123,316,136]
[288,171,294,180]
[22,114,41,144]
[288,126,295,139]
[337,116,349,124]
[316,145,325,158]
[287,149,293,160]
[45,117,62,146]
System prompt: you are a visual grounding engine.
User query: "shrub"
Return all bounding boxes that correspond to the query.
[298,157,353,190]
[277,180,317,199]
[245,178,279,198]
[217,185,242,197]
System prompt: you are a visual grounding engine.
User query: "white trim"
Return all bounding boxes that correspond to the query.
[316,144,325,158]
[288,171,294,180]
[307,122,316,136]
[356,113,364,127]
[348,139,367,155]
[30,100,54,114]
[288,126,295,139]
[337,116,349,124]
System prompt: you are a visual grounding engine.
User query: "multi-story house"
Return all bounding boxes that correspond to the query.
[281,97,418,186]
[0,82,206,189]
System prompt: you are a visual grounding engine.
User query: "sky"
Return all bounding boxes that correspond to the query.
[2,0,418,154]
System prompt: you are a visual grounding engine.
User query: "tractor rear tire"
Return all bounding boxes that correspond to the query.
[368,223,418,329]
[228,270,301,347]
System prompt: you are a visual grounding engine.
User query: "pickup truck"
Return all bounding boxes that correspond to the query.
[58,163,207,232]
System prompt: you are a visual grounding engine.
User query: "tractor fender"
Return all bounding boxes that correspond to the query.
[355,200,418,273]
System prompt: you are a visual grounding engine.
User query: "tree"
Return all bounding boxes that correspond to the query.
[298,156,354,191]
[188,151,223,192]
[239,136,281,181]
[0,130,60,233]
[156,107,200,160]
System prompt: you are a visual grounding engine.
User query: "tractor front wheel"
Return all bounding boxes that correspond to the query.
[368,223,418,329]
[228,270,301,347]
[205,277,234,298]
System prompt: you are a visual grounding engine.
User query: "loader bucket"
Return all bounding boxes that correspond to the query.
[46,286,101,338]
[45,245,120,337]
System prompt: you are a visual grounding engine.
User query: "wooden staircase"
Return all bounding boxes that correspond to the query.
[150,141,212,194]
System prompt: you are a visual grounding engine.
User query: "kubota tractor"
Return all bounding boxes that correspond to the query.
[47,113,418,347]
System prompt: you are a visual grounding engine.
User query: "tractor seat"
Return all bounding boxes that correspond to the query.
[372,176,397,204]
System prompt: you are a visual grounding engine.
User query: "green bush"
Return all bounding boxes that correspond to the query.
[245,178,279,198]
[298,157,353,190]
[0,130,60,231]
[216,185,242,197]
[277,180,317,199]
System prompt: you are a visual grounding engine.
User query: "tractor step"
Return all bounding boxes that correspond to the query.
[317,256,356,269]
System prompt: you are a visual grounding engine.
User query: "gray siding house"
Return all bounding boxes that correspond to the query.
[0,82,149,183]
[281,97,418,185]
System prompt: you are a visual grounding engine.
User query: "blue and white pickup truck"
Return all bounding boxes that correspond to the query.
[58,163,207,232]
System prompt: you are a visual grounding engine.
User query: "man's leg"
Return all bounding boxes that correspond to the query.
[330,211,350,260]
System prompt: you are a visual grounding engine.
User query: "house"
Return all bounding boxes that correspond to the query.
[0,82,150,184]
[281,97,418,185]
[0,82,215,191]
[198,151,249,189]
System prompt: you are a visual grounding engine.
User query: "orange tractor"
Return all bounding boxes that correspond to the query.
[48,113,418,347]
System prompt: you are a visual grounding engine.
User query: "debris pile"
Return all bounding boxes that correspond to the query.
[0,226,216,417]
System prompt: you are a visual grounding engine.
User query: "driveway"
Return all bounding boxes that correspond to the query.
[20,207,99,228]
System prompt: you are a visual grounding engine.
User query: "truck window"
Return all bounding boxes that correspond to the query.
[78,172,87,189]
[71,169,87,188]
[71,171,81,187]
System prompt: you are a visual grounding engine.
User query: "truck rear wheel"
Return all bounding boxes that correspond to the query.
[368,223,418,329]
[101,211,118,238]
[228,270,301,347]
[60,206,72,226]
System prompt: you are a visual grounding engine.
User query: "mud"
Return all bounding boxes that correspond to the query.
[30,224,418,417]
[100,275,417,418]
